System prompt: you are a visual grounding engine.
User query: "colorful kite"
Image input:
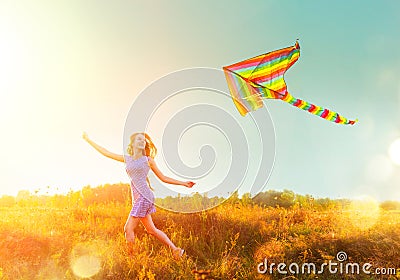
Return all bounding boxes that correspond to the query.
[223,41,357,125]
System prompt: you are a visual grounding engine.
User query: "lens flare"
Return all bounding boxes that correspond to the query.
[347,195,380,230]
[365,154,393,183]
[70,242,103,278]
[71,255,101,278]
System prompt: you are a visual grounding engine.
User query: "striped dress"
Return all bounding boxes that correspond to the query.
[125,155,156,218]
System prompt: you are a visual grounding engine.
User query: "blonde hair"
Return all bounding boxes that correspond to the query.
[127,132,157,191]
[127,132,157,158]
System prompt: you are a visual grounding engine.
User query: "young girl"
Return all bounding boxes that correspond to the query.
[83,132,195,259]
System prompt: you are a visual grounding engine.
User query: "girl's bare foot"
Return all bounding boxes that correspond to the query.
[172,247,184,260]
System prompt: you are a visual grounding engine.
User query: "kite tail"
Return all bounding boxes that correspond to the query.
[281,92,358,125]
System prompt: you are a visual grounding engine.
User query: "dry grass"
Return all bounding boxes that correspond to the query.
[0,199,399,279]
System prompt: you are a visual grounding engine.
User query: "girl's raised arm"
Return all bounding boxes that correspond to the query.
[148,157,195,188]
[83,132,125,162]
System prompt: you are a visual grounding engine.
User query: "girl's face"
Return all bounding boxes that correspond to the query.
[133,134,146,150]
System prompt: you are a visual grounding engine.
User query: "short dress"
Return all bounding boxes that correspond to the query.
[125,155,156,218]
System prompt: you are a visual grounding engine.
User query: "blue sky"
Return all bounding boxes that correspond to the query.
[0,1,399,201]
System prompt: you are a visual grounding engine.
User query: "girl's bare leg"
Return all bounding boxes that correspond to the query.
[124,215,140,253]
[140,214,178,251]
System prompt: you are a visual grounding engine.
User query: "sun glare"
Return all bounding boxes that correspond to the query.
[71,255,101,278]
[347,195,380,230]
[70,242,103,278]
[388,138,400,165]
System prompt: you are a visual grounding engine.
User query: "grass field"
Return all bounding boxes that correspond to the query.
[0,189,400,279]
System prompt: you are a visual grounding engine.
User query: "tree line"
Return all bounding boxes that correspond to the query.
[1,183,400,211]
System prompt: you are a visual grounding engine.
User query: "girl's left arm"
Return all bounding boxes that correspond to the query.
[148,157,195,188]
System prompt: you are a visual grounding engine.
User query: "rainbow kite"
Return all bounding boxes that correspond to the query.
[223,41,357,125]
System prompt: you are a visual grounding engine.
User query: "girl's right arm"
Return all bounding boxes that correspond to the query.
[83,132,125,162]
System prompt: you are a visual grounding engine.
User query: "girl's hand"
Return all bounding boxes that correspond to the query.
[185,181,195,188]
[82,132,89,142]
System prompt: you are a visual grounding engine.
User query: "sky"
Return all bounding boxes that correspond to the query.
[1,0,400,201]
